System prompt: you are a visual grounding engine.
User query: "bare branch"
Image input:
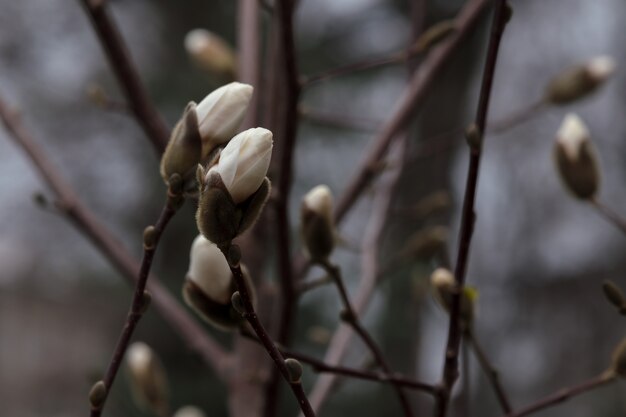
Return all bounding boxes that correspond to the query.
[437,2,510,416]
[0,96,232,382]
[78,0,170,153]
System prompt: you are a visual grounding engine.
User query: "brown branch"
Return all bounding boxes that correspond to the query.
[91,200,178,417]
[239,328,438,395]
[0,96,232,381]
[319,260,415,417]
[220,245,316,417]
[465,329,512,413]
[302,52,407,87]
[264,0,302,415]
[333,0,491,225]
[299,106,379,132]
[437,2,509,417]
[503,372,616,417]
[304,139,409,415]
[78,0,169,154]
[590,198,626,236]
[283,349,438,395]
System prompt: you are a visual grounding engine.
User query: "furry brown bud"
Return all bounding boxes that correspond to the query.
[610,338,626,378]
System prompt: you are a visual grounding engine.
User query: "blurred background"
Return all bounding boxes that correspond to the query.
[0,0,625,416]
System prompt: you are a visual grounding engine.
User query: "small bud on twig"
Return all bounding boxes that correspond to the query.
[285,358,303,383]
[88,380,107,409]
[465,123,482,151]
[602,280,626,311]
[126,342,169,416]
[301,185,336,262]
[140,290,152,314]
[546,56,616,104]
[185,29,237,80]
[430,268,476,327]
[553,114,600,200]
[173,406,207,417]
[231,291,245,316]
[143,226,157,250]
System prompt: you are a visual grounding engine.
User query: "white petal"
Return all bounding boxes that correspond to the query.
[188,235,233,304]
[194,82,253,144]
[556,113,589,160]
[303,185,333,222]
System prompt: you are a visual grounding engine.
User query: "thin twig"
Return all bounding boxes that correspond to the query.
[503,372,615,417]
[264,0,302,414]
[78,0,169,153]
[590,198,626,236]
[220,244,316,417]
[239,328,438,394]
[465,329,512,413]
[303,140,408,415]
[333,0,491,225]
[284,349,438,395]
[320,260,415,417]
[91,199,179,417]
[302,52,407,87]
[0,96,232,380]
[299,106,380,132]
[437,2,509,417]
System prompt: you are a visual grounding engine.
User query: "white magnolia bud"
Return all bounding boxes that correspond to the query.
[187,234,233,304]
[301,185,335,261]
[126,342,169,416]
[173,406,207,417]
[207,127,273,204]
[430,268,475,326]
[546,55,616,104]
[554,114,600,199]
[194,82,253,158]
[185,29,236,78]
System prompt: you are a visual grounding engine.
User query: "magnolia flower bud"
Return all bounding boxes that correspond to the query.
[182,235,255,330]
[126,342,169,416]
[174,406,207,417]
[610,338,626,378]
[301,185,335,261]
[208,127,272,204]
[553,114,600,199]
[430,268,476,327]
[185,29,236,80]
[196,128,272,245]
[160,102,202,190]
[546,55,616,104]
[195,82,254,159]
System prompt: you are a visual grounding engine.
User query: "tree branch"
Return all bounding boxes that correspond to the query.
[320,260,415,417]
[91,199,178,417]
[503,372,615,417]
[0,96,232,381]
[333,0,491,225]
[78,0,170,154]
[437,2,509,417]
[220,244,316,417]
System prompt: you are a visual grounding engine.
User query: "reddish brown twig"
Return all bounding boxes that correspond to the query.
[437,2,510,417]
[220,244,316,417]
[91,199,178,417]
[503,372,615,417]
[590,197,626,236]
[0,96,231,381]
[319,260,415,417]
[465,329,512,413]
[78,0,169,153]
[333,0,491,225]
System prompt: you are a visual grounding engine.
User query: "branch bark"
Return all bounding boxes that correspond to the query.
[78,0,170,154]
